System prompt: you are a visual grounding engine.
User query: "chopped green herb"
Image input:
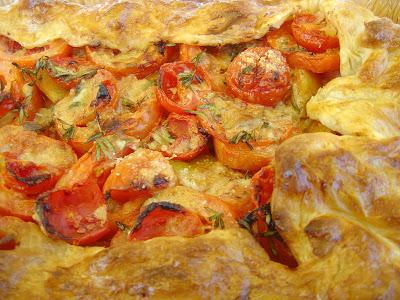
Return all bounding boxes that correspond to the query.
[206,207,225,229]
[261,121,271,128]
[86,131,116,160]
[241,65,253,75]
[116,221,132,234]
[229,130,256,150]
[191,52,204,67]
[177,71,195,87]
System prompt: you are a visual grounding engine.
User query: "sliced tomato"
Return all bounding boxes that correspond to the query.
[291,14,339,53]
[103,149,176,203]
[3,159,59,196]
[36,176,115,246]
[148,113,208,161]
[157,61,212,114]
[266,21,340,74]
[0,36,72,68]
[129,202,205,241]
[251,165,275,206]
[0,230,17,250]
[86,42,178,78]
[226,47,291,106]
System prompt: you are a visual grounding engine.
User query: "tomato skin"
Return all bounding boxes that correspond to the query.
[0,230,17,250]
[213,138,275,172]
[226,47,291,106]
[129,202,204,241]
[157,62,212,114]
[3,159,60,196]
[36,177,115,246]
[86,43,178,78]
[251,165,275,206]
[256,206,298,268]
[291,14,339,53]
[285,49,340,74]
[0,37,72,68]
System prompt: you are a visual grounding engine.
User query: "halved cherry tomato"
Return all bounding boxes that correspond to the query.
[0,230,17,250]
[251,165,274,206]
[86,42,178,78]
[213,138,276,172]
[226,47,291,106]
[129,202,205,241]
[179,44,228,92]
[0,36,72,68]
[147,113,208,161]
[3,159,60,196]
[157,61,212,114]
[53,70,119,153]
[191,92,299,172]
[103,149,176,203]
[101,77,162,139]
[36,176,115,246]
[266,21,340,74]
[291,14,339,53]
[285,49,340,74]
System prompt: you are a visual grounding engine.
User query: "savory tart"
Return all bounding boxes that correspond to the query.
[0,0,399,299]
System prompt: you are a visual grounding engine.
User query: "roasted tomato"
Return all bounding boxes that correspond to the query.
[3,159,59,196]
[100,76,162,139]
[251,165,274,207]
[86,42,178,78]
[191,92,299,172]
[157,61,212,114]
[0,36,72,68]
[35,56,98,102]
[0,125,77,196]
[285,49,340,74]
[226,47,291,106]
[256,204,298,268]
[128,202,205,241]
[266,20,340,74]
[103,149,176,203]
[53,70,119,154]
[147,113,208,161]
[0,229,17,250]
[143,186,238,228]
[291,14,339,53]
[171,155,255,218]
[36,176,115,246]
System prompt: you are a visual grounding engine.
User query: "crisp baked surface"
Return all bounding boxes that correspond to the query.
[0,0,399,299]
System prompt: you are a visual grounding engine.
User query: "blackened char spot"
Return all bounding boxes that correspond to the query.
[92,83,111,107]
[153,175,169,188]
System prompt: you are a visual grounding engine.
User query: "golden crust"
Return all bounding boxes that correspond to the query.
[0,0,295,51]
